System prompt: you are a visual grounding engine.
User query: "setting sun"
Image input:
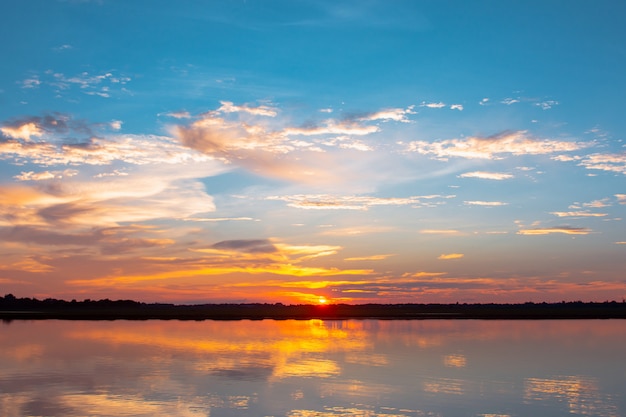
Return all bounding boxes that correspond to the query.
[318,296,328,305]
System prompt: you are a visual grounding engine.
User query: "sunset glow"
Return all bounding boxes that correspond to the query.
[1,1,625,304]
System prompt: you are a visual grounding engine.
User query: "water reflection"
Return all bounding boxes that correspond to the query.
[0,319,624,416]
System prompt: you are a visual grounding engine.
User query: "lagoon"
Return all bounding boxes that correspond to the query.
[1,319,624,416]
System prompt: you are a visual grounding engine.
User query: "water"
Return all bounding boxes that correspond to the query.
[1,319,624,417]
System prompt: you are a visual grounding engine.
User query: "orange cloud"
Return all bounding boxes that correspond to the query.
[344,254,395,261]
[0,122,44,140]
[517,226,592,235]
[437,253,464,260]
[420,229,463,235]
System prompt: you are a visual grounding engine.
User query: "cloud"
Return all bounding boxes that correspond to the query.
[21,77,41,89]
[437,253,464,260]
[420,229,462,235]
[14,169,78,181]
[501,98,520,105]
[164,111,192,119]
[357,106,415,123]
[283,120,379,136]
[1,114,95,138]
[579,153,626,175]
[458,171,514,180]
[69,239,371,288]
[420,101,446,109]
[266,194,452,210]
[464,201,508,206]
[517,226,592,235]
[407,131,588,160]
[210,239,278,254]
[172,103,427,185]
[550,211,607,218]
[450,104,463,111]
[344,254,395,261]
[184,217,255,222]
[52,44,73,51]
[616,194,626,204]
[569,198,611,209]
[535,100,559,110]
[51,71,131,97]
[1,132,212,167]
[1,122,44,140]
[217,101,278,117]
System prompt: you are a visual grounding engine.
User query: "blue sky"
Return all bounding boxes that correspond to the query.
[1,0,624,303]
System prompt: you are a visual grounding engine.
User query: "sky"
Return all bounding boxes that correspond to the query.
[1,0,624,304]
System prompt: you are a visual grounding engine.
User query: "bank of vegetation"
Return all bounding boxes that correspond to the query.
[1,294,625,320]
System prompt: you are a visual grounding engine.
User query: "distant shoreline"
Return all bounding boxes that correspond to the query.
[1,295,625,320]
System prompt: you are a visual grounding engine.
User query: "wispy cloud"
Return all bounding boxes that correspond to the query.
[550,211,607,218]
[437,253,464,260]
[14,169,78,181]
[266,194,452,210]
[579,153,626,175]
[420,101,446,109]
[464,201,508,207]
[407,131,588,160]
[517,226,592,235]
[217,101,278,117]
[420,229,462,235]
[21,70,131,99]
[458,171,514,180]
[344,254,395,261]
[357,106,415,123]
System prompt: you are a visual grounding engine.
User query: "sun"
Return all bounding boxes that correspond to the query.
[318,296,328,305]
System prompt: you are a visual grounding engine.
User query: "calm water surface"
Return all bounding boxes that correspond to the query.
[1,319,624,417]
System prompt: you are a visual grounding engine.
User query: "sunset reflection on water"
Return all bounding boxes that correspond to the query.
[0,319,624,416]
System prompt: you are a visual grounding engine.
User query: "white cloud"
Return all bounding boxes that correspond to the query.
[1,122,44,140]
[501,98,519,105]
[407,131,588,160]
[458,171,513,180]
[550,211,607,218]
[0,133,212,166]
[110,120,123,130]
[14,169,78,181]
[217,101,277,117]
[420,101,446,109]
[358,106,415,123]
[284,120,379,136]
[579,153,626,175]
[535,100,559,110]
[266,194,452,210]
[164,111,192,119]
[21,77,41,89]
[464,201,508,206]
[450,104,463,111]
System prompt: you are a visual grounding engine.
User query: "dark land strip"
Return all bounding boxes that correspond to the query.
[1,295,626,320]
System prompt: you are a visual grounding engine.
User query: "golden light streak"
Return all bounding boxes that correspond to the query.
[437,253,464,260]
[67,264,374,287]
[517,227,592,235]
